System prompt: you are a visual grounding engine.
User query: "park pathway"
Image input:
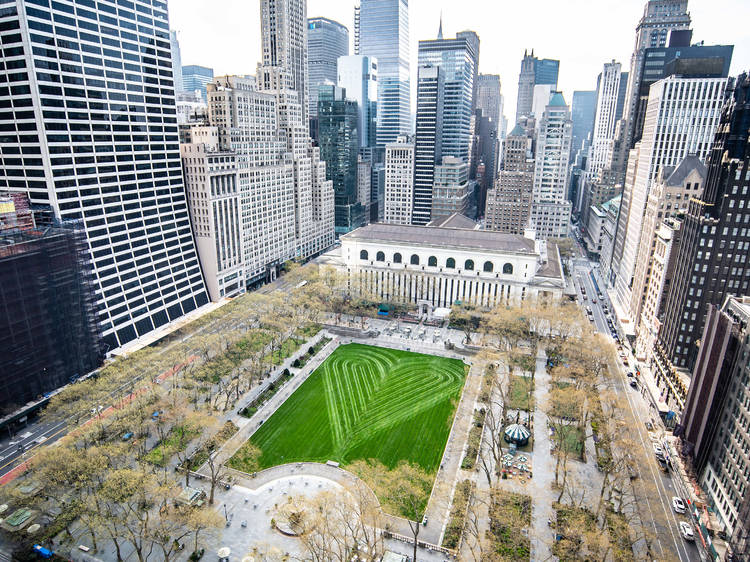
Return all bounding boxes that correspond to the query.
[529,349,556,562]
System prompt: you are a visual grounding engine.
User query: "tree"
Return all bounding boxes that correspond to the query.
[450,304,482,344]
[292,481,385,561]
[549,237,575,259]
[174,410,217,487]
[206,449,227,506]
[547,384,587,500]
[98,467,158,562]
[352,460,431,562]
[477,364,510,486]
[461,489,490,562]
[184,507,223,555]
[480,304,530,352]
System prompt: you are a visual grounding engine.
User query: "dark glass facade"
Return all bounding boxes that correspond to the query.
[318,86,363,235]
[0,220,102,414]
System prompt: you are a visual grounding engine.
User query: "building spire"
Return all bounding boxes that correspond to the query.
[438,11,443,39]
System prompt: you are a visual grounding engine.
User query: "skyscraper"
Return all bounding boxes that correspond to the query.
[0,0,210,349]
[570,91,597,159]
[170,30,184,93]
[678,295,750,550]
[418,30,479,163]
[631,32,733,148]
[356,0,411,146]
[471,75,502,211]
[577,63,628,225]
[611,76,727,327]
[384,139,415,225]
[183,65,215,101]
[587,62,626,183]
[259,0,310,127]
[652,73,750,410]
[318,85,364,235]
[535,59,560,88]
[529,93,573,239]
[631,157,705,361]
[412,65,445,226]
[258,0,335,259]
[337,55,378,148]
[430,157,473,221]
[515,51,560,123]
[484,122,535,234]
[617,0,691,167]
[476,74,503,127]
[307,17,349,124]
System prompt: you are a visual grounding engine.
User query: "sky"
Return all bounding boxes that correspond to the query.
[169,0,750,119]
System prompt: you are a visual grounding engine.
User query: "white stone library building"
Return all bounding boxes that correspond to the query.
[321,223,566,309]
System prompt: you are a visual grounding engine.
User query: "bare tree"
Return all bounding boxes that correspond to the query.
[206,450,227,506]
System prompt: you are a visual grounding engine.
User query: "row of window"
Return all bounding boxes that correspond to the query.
[359,250,514,274]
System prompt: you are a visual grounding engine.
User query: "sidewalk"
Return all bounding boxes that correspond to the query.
[529,349,555,562]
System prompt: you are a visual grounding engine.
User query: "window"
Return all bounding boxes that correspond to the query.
[503,263,513,275]
[376,251,385,262]
[410,254,420,265]
[446,257,456,269]
[393,253,402,264]
[428,256,437,267]
[465,260,474,271]
[483,261,494,273]
[360,250,368,261]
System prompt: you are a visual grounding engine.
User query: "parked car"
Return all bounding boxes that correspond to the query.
[629,380,638,389]
[672,497,686,514]
[679,521,695,541]
[653,443,665,459]
[627,372,634,378]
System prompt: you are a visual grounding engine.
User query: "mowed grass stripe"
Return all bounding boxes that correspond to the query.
[234,343,466,473]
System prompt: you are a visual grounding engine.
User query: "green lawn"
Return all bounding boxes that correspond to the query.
[507,375,535,411]
[229,344,466,474]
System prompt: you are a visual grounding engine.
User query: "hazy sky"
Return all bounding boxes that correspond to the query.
[169,0,750,119]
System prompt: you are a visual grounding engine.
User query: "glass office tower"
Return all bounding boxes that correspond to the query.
[418,31,479,162]
[356,0,410,146]
[307,17,349,121]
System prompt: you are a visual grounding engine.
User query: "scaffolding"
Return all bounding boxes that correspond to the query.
[0,218,102,414]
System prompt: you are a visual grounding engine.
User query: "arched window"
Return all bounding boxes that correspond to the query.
[428,256,438,267]
[483,261,494,273]
[376,251,385,262]
[410,254,420,265]
[360,250,368,261]
[446,257,456,269]
[465,259,475,271]
[393,253,402,264]
[503,263,514,275]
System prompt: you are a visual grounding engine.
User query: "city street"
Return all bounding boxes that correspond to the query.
[568,235,701,562]
[0,420,67,481]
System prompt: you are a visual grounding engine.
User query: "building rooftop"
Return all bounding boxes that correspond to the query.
[508,123,527,137]
[548,92,567,107]
[663,154,707,187]
[426,213,478,230]
[726,296,750,323]
[342,223,537,254]
[600,195,621,214]
[537,241,563,280]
